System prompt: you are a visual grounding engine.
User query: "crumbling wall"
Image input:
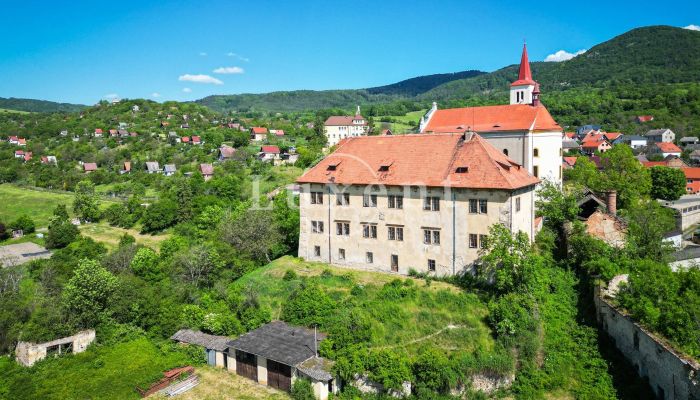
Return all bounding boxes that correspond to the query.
[595,278,699,400]
[15,330,95,366]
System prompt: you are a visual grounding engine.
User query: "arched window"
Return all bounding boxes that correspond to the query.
[534,148,539,157]
[503,149,509,156]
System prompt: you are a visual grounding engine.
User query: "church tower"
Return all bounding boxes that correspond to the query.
[510,44,538,105]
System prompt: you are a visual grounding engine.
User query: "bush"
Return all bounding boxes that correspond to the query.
[9,215,35,234]
[283,269,298,281]
[290,378,315,400]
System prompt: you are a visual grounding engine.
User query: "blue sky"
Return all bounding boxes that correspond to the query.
[0,0,698,104]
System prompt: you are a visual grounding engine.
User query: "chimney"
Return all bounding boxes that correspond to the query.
[605,191,617,215]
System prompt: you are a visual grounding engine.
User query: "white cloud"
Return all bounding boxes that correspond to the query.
[178,74,223,85]
[199,52,208,56]
[226,52,250,62]
[213,66,245,74]
[103,93,119,100]
[151,92,161,98]
[544,49,587,62]
[684,24,700,31]
[182,88,192,93]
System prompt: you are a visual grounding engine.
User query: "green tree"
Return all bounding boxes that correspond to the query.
[282,281,336,326]
[535,181,580,231]
[649,166,686,201]
[73,180,101,222]
[290,378,315,400]
[622,200,676,262]
[130,247,163,282]
[62,259,119,327]
[598,145,651,208]
[219,209,283,262]
[9,215,35,234]
[273,192,300,255]
[45,204,79,249]
[174,179,193,223]
[479,224,539,294]
[140,199,178,233]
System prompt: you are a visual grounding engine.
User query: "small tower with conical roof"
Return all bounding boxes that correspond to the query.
[510,44,538,105]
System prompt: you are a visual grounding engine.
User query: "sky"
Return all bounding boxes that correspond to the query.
[0,0,698,105]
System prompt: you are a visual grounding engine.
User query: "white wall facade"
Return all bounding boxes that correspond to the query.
[324,124,368,146]
[509,84,535,105]
[298,183,535,276]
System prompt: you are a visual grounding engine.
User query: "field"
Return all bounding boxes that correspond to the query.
[233,256,495,355]
[376,110,425,134]
[0,108,29,114]
[79,222,170,251]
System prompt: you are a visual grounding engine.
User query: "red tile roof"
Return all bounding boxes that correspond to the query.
[123,161,131,171]
[637,115,654,122]
[687,181,700,194]
[83,162,97,171]
[324,116,367,126]
[275,130,285,136]
[423,104,560,133]
[192,135,201,143]
[683,167,700,180]
[511,44,535,86]
[14,150,24,156]
[563,157,578,167]
[95,128,103,134]
[200,163,214,175]
[564,132,576,139]
[642,161,668,168]
[297,133,539,190]
[182,136,190,143]
[604,132,622,141]
[251,127,268,134]
[261,145,280,154]
[655,142,681,153]
[23,152,32,162]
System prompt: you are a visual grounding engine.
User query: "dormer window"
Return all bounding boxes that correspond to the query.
[455,166,468,173]
[379,165,390,172]
[327,161,341,171]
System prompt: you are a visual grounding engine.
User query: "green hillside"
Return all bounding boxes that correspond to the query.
[0,97,86,113]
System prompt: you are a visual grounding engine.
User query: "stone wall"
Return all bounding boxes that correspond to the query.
[15,330,95,367]
[595,277,699,400]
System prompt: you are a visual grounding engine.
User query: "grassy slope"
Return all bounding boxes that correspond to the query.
[0,338,192,400]
[234,257,494,354]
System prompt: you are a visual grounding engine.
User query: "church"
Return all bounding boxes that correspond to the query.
[419,45,563,186]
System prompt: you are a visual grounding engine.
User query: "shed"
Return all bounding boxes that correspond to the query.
[164,164,177,176]
[226,321,336,399]
[145,162,160,174]
[171,329,230,368]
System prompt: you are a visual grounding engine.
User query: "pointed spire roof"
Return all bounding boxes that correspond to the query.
[511,43,536,87]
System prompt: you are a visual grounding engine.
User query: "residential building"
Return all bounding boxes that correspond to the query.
[191,135,202,145]
[581,135,612,155]
[251,127,268,141]
[259,145,281,162]
[640,156,687,169]
[41,155,57,165]
[120,161,131,175]
[420,44,562,186]
[679,136,699,146]
[200,164,214,181]
[83,163,97,173]
[648,142,682,158]
[323,106,369,146]
[659,195,700,231]
[164,164,177,176]
[690,149,700,163]
[683,168,700,194]
[645,128,675,143]
[636,115,654,123]
[145,161,161,174]
[219,145,236,161]
[562,137,581,152]
[562,156,578,170]
[94,128,103,137]
[297,132,538,276]
[612,135,647,149]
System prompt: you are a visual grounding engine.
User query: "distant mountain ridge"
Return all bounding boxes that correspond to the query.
[196,25,700,113]
[0,97,86,113]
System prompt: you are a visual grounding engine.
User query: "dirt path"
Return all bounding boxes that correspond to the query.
[372,324,465,350]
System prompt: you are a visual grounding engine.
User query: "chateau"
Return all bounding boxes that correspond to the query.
[420,45,563,186]
[296,132,538,276]
[323,106,369,146]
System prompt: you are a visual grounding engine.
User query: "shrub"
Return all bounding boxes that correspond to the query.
[290,378,315,400]
[9,215,35,234]
[283,269,298,281]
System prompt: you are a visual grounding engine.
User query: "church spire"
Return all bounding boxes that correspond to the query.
[512,43,535,86]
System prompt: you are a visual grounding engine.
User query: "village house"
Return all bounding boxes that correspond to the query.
[226,321,336,400]
[679,136,699,146]
[18,138,26,146]
[8,136,19,144]
[120,161,131,175]
[562,136,581,153]
[323,106,369,147]
[270,129,285,137]
[182,136,191,144]
[682,167,700,194]
[575,189,626,248]
[645,128,675,144]
[251,127,268,141]
[13,150,24,159]
[41,155,57,165]
[562,156,578,170]
[576,125,602,137]
[171,329,230,368]
[218,145,236,161]
[59,130,68,137]
[191,135,202,145]
[581,135,612,155]
[636,115,654,123]
[94,128,103,137]
[164,164,177,176]
[259,145,281,162]
[117,129,129,138]
[612,135,647,149]
[420,45,562,186]
[648,142,682,158]
[109,129,118,137]
[200,164,214,181]
[690,149,700,163]
[83,162,97,173]
[297,132,538,276]
[181,123,191,129]
[279,152,300,165]
[641,156,687,169]
[145,161,161,174]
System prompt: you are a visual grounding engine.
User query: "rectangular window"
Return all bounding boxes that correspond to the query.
[427,259,436,272]
[336,192,350,206]
[338,248,345,260]
[336,222,349,236]
[311,220,324,233]
[366,252,373,264]
[388,195,403,209]
[469,234,478,248]
[388,226,404,241]
[362,224,377,239]
[479,199,488,214]
[310,191,324,204]
[363,194,377,207]
[479,234,487,249]
[314,246,321,257]
[515,197,521,212]
[391,254,398,271]
[469,199,478,214]
[533,166,539,178]
[423,229,440,245]
[423,196,440,211]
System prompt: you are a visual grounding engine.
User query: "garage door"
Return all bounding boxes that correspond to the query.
[267,359,292,392]
[235,350,257,382]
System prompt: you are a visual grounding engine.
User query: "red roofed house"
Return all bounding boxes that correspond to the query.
[191,135,202,145]
[562,157,578,169]
[259,145,281,162]
[636,115,654,123]
[17,138,26,146]
[200,164,214,181]
[181,136,191,144]
[297,132,539,276]
[109,129,118,137]
[683,168,700,194]
[83,162,97,173]
[324,106,369,147]
[581,136,612,155]
[41,156,57,165]
[8,136,19,144]
[420,44,562,186]
[14,150,24,159]
[94,129,103,137]
[219,145,236,161]
[640,156,687,169]
[649,142,682,158]
[251,127,268,141]
[23,152,32,162]
[120,161,131,175]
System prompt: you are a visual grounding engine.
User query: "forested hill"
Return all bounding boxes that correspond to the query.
[0,97,87,113]
[196,25,700,114]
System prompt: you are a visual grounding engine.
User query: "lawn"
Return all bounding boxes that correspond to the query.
[376,110,426,134]
[0,337,196,400]
[0,108,29,114]
[78,222,170,251]
[233,256,495,355]
[0,184,82,228]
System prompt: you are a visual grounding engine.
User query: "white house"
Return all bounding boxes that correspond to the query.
[323,106,369,147]
[645,129,675,144]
